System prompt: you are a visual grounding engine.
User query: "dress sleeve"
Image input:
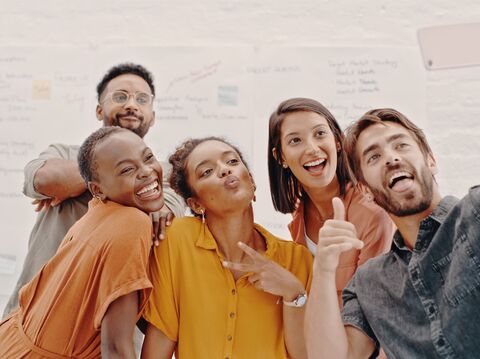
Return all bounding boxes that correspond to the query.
[23,143,76,199]
[341,275,380,357]
[93,212,153,329]
[142,231,180,342]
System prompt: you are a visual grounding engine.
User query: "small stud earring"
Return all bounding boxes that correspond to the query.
[282,163,288,169]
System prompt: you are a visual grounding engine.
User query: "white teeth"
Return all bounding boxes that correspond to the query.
[137,181,158,195]
[388,171,412,186]
[304,158,326,167]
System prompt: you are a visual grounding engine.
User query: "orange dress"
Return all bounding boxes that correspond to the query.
[289,184,395,305]
[0,199,153,358]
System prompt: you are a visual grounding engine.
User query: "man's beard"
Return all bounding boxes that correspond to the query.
[369,164,434,217]
[110,113,147,138]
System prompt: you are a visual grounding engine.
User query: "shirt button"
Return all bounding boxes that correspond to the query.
[429,306,435,314]
[437,338,445,346]
[231,289,236,295]
[227,335,233,341]
[229,312,235,318]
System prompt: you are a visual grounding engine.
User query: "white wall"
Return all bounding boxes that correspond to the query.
[1,1,480,311]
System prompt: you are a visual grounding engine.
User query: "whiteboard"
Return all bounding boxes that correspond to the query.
[0,46,426,299]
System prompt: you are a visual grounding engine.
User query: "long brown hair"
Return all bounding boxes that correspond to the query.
[268,98,354,214]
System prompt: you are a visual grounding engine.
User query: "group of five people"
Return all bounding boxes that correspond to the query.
[0,62,478,358]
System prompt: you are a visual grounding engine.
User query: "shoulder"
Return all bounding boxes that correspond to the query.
[467,185,480,209]
[256,224,313,267]
[99,202,152,239]
[163,217,203,247]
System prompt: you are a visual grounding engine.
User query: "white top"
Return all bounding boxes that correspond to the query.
[304,230,317,256]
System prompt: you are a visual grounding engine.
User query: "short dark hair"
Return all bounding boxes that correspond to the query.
[96,63,155,101]
[78,126,125,183]
[169,136,249,206]
[268,97,354,214]
[344,108,432,183]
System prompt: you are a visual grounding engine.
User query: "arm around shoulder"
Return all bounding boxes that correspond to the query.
[25,144,86,200]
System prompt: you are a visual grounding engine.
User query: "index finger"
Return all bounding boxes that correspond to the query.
[237,242,267,263]
[332,197,345,221]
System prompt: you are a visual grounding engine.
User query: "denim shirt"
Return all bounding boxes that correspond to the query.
[341,185,480,359]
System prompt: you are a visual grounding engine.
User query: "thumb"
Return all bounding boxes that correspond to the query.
[332,197,345,221]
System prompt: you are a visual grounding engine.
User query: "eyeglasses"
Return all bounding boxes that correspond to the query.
[102,90,154,106]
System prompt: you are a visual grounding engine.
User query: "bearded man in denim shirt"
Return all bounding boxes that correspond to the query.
[305,108,480,359]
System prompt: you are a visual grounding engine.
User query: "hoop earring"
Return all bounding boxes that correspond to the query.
[200,209,205,224]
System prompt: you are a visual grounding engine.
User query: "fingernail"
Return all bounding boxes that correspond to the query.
[237,242,244,247]
[154,240,159,246]
[159,234,164,239]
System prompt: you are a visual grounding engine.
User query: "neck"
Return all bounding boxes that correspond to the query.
[390,188,442,250]
[303,176,341,219]
[205,204,264,262]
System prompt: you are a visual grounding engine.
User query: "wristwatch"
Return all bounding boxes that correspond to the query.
[283,292,308,308]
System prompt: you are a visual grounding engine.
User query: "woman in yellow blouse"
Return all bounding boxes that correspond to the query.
[141,137,313,359]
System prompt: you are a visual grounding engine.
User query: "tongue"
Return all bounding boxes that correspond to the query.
[391,178,413,192]
[305,163,325,173]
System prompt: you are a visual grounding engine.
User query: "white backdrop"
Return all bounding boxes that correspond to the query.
[1,1,480,312]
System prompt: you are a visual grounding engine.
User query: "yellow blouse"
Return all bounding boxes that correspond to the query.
[143,216,313,359]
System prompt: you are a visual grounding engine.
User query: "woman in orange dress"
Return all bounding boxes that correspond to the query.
[0,127,164,358]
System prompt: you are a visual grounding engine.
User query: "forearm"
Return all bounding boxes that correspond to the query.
[34,158,86,198]
[305,270,349,359]
[141,324,175,359]
[101,341,136,359]
[283,305,308,359]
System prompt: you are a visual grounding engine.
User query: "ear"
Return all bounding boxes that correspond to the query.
[249,172,256,192]
[88,181,106,201]
[272,147,287,167]
[336,141,341,152]
[96,104,104,122]
[186,197,204,215]
[427,153,438,175]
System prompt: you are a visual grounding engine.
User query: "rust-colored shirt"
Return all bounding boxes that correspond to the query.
[289,185,395,305]
[0,199,152,358]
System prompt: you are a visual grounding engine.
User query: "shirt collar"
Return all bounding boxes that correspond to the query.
[392,195,459,252]
[195,221,278,259]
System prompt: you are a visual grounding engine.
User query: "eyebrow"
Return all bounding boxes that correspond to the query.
[114,147,150,168]
[194,150,238,171]
[283,124,329,138]
[361,133,409,158]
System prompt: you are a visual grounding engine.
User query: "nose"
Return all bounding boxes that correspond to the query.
[138,164,154,178]
[124,94,139,111]
[305,137,319,155]
[385,150,400,166]
[219,165,232,178]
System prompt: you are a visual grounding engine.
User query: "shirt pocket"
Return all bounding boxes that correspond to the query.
[432,231,480,307]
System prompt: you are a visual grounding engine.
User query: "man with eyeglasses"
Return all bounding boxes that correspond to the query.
[3,63,186,320]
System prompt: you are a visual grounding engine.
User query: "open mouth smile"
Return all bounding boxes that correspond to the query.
[303,158,326,172]
[388,171,414,192]
[136,180,161,199]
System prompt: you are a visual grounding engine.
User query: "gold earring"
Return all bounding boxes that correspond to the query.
[200,209,205,224]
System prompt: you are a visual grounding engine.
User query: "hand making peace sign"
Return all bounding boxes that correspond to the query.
[223,242,306,302]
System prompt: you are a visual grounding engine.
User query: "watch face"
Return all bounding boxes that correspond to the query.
[296,294,307,307]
